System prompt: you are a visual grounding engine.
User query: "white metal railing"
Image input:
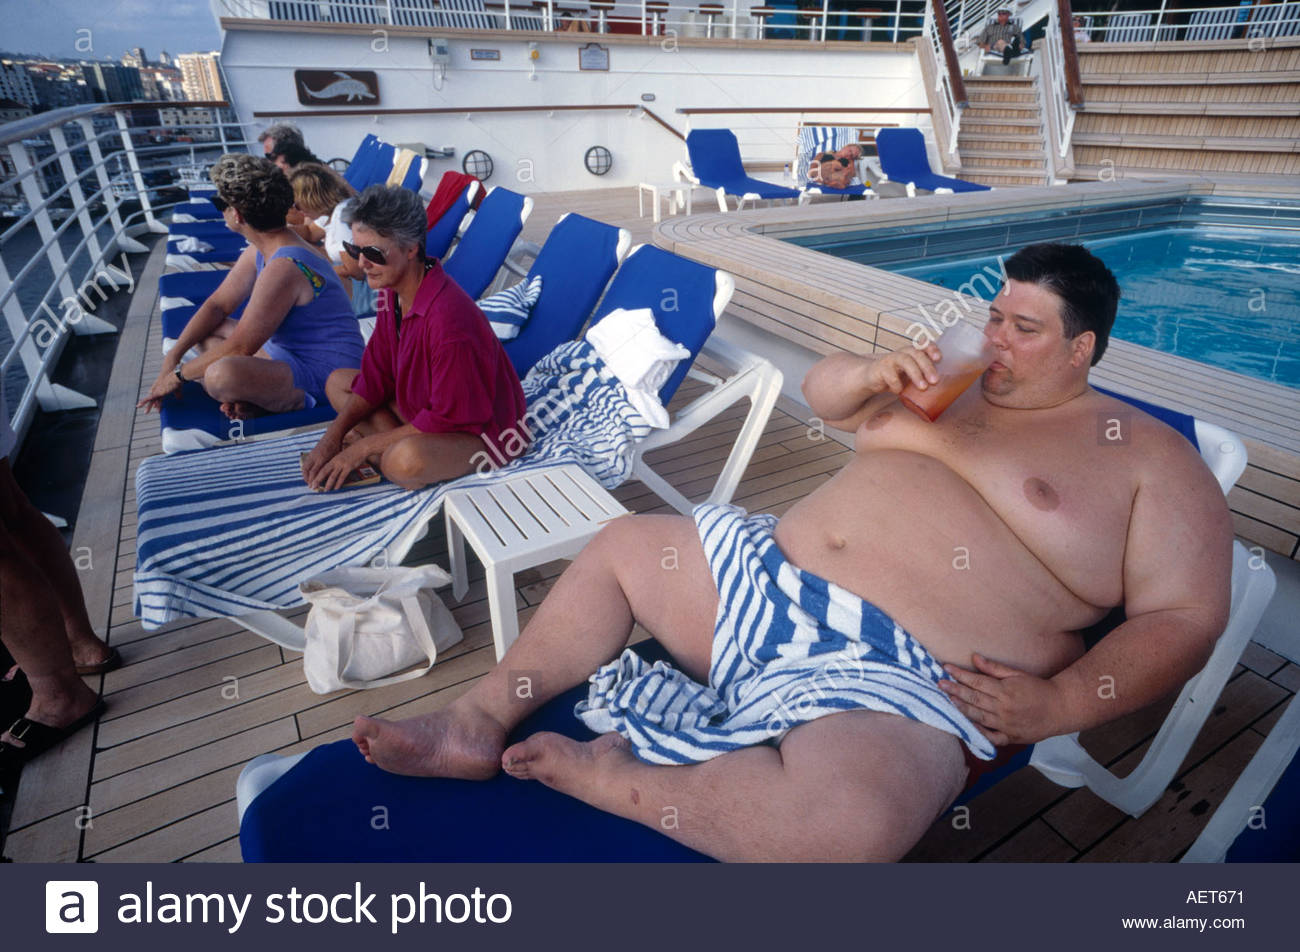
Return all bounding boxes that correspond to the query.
[922,3,962,156]
[216,0,926,40]
[1041,9,1075,160]
[0,103,246,453]
[1077,4,1300,43]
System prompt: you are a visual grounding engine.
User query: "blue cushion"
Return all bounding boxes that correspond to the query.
[240,639,714,862]
[479,274,542,340]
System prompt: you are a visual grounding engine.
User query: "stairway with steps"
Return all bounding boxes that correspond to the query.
[1070,40,1300,181]
[956,75,1050,186]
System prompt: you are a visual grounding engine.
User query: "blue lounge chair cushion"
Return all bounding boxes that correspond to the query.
[480,274,543,340]
[240,639,713,862]
[594,245,717,405]
[1225,745,1300,862]
[443,187,529,300]
[158,381,335,446]
[159,270,228,301]
[1095,385,1198,450]
[686,129,802,201]
[876,128,992,193]
[424,184,474,261]
[501,213,622,380]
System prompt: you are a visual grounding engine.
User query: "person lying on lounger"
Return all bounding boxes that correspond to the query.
[808,143,864,190]
[350,242,1233,862]
[138,154,364,420]
[300,185,528,492]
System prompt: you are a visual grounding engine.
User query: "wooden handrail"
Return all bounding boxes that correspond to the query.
[1059,0,1085,109]
[252,103,684,140]
[931,0,967,108]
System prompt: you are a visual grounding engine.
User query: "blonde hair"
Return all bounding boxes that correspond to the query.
[288,162,357,218]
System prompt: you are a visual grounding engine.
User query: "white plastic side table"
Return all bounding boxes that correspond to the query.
[637,180,695,222]
[444,464,629,660]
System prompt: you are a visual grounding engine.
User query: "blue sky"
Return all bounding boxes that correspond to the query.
[0,0,222,59]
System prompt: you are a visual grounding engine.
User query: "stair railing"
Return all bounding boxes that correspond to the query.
[923,1,969,159]
[1042,4,1082,160]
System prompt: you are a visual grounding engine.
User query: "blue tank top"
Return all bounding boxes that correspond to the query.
[255,246,364,368]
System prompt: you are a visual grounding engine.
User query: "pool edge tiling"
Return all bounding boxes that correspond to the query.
[653,179,1300,561]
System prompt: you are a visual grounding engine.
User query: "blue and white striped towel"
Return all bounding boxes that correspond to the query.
[134,340,652,629]
[575,503,997,763]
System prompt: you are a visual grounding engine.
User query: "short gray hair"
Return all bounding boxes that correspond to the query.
[350,185,427,252]
[257,121,305,151]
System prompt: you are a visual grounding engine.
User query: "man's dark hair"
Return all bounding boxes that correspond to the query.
[270,141,322,170]
[1003,242,1120,366]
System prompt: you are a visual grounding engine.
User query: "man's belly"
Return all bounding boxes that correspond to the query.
[773,451,1093,677]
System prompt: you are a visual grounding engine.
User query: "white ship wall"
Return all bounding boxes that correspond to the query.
[218,27,926,192]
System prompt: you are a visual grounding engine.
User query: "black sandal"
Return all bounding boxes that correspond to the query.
[0,670,31,727]
[0,699,106,773]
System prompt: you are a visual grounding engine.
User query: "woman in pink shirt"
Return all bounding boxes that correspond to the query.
[301,185,528,491]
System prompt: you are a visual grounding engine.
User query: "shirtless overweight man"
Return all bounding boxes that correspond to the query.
[351,243,1233,861]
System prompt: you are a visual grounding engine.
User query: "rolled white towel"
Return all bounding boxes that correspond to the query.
[585,307,689,429]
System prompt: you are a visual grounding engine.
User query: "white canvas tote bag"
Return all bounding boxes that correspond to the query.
[299,564,463,694]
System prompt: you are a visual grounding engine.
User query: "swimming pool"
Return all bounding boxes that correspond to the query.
[786,197,1300,389]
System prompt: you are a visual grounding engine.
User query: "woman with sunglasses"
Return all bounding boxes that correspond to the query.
[138,154,364,420]
[301,185,527,492]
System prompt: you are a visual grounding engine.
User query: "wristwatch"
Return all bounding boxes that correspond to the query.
[173,364,185,384]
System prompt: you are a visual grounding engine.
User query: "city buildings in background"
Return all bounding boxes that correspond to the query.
[176,52,225,102]
[0,48,222,114]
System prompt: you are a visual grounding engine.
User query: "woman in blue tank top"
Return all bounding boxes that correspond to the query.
[138,154,364,420]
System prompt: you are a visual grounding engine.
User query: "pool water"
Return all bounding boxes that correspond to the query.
[890,226,1300,389]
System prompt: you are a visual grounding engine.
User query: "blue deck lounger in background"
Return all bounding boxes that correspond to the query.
[442,185,534,299]
[677,128,805,212]
[875,128,992,194]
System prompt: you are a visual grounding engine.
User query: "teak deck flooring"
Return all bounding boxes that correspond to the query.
[2,187,1295,863]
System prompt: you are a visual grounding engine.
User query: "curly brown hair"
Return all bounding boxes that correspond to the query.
[209,153,294,232]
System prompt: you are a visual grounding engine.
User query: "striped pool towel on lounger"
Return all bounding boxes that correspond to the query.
[134,340,652,629]
[575,503,997,763]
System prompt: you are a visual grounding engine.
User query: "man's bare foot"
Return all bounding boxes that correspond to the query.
[502,731,634,801]
[352,701,507,779]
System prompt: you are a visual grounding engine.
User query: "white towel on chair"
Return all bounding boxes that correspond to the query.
[174,236,215,253]
[585,308,689,428]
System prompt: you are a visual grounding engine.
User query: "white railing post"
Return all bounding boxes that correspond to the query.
[115,111,165,233]
[1155,0,1170,39]
[503,0,511,29]
[47,126,108,287]
[893,0,901,40]
[76,117,146,254]
[4,141,99,412]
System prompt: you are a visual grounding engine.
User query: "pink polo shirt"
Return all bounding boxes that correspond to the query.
[350,262,528,463]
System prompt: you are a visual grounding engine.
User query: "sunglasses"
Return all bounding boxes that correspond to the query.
[343,240,388,265]
[209,195,229,213]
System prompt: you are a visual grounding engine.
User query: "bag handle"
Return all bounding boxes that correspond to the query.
[328,594,441,692]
